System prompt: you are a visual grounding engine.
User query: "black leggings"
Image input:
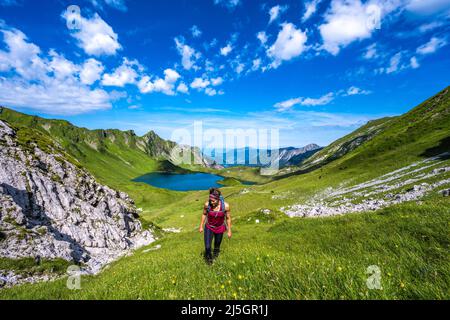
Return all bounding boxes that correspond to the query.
[204,227,223,251]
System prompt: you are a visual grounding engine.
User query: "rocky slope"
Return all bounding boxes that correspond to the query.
[282,153,450,218]
[0,120,156,277]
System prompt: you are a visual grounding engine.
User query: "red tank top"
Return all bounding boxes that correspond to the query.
[206,200,227,234]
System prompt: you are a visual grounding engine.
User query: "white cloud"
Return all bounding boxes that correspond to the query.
[410,56,420,69]
[138,68,180,95]
[190,77,210,89]
[274,97,303,111]
[0,28,47,80]
[363,43,377,59]
[211,77,223,86]
[252,58,261,71]
[267,23,308,68]
[418,21,445,33]
[205,87,217,96]
[377,51,422,74]
[301,93,334,106]
[220,44,233,56]
[257,31,268,45]
[268,5,288,24]
[0,24,111,115]
[48,50,79,80]
[0,77,111,115]
[190,25,202,38]
[416,37,447,55]
[345,86,372,95]
[177,82,189,94]
[405,0,450,16]
[80,58,104,85]
[274,93,334,111]
[63,10,121,56]
[174,37,200,70]
[91,0,128,11]
[101,58,138,87]
[385,52,402,74]
[235,63,244,74]
[302,0,322,22]
[319,0,383,55]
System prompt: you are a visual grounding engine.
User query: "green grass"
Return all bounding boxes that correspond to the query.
[1,199,448,299]
[0,258,73,276]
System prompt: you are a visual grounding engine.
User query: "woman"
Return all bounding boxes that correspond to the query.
[199,188,232,264]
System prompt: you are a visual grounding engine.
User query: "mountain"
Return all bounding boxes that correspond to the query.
[278,144,322,167]
[204,144,322,168]
[0,119,156,277]
[0,107,221,187]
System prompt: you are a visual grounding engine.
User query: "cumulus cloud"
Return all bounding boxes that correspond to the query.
[0,28,47,79]
[268,5,288,24]
[416,37,447,55]
[138,68,181,95]
[176,82,189,94]
[190,77,210,89]
[345,86,372,95]
[211,77,223,86]
[267,23,308,68]
[63,9,122,56]
[257,31,268,45]
[190,25,202,38]
[101,58,139,87]
[220,44,233,56]
[0,25,111,115]
[410,56,420,69]
[302,0,322,22]
[205,87,217,96]
[319,0,384,55]
[175,37,200,70]
[80,58,104,85]
[252,58,261,71]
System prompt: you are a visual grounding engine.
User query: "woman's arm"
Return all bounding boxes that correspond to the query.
[225,202,232,238]
[199,202,208,232]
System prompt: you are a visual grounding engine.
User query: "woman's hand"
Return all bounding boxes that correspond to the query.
[227,230,232,239]
[199,226,204,233]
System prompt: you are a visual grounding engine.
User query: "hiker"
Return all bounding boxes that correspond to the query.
[199,187,232,264]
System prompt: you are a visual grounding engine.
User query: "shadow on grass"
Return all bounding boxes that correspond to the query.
[420,136,450,159]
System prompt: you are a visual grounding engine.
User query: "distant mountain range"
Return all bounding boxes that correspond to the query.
[203,144,322,168]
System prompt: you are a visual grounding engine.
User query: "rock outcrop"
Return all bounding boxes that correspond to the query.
[0,120,156,274]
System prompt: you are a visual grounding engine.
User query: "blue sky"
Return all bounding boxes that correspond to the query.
[0,0,449,148]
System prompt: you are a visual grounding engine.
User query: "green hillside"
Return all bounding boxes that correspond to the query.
[0,87,449,300]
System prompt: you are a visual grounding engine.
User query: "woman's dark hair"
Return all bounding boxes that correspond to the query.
[209,187,221,197]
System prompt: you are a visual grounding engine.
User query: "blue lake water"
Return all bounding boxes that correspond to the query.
[132,172,255,191]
